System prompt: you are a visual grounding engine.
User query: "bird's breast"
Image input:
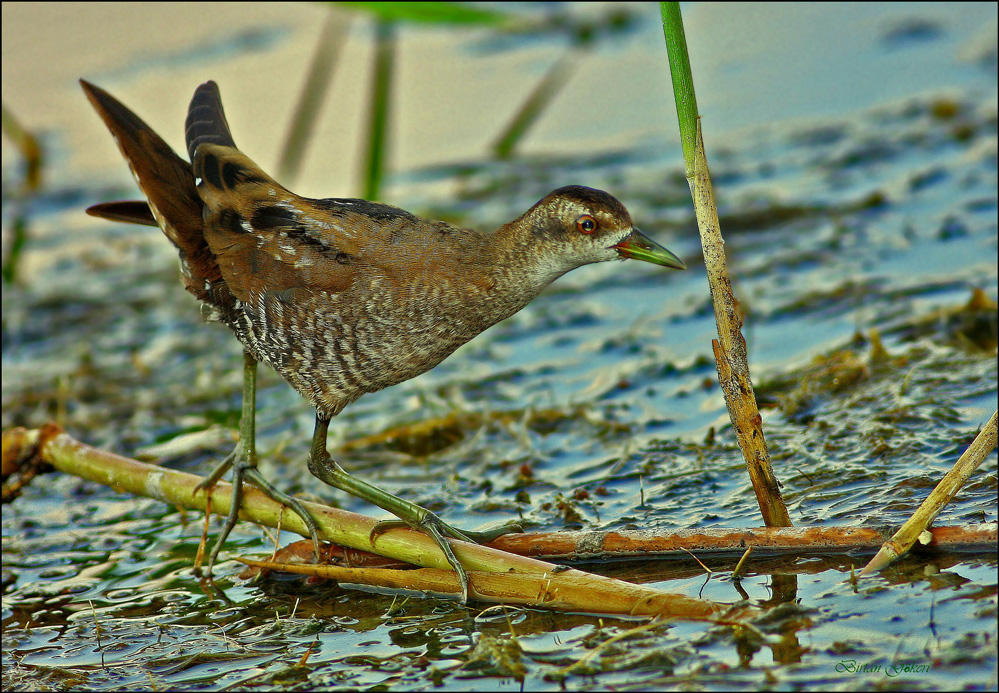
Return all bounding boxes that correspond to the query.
[217,266,535,417]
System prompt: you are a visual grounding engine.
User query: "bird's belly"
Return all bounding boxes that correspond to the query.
[225,289,500,417]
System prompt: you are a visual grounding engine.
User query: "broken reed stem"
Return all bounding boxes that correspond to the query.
[236,558,740,621]
[5,425,994,608]
[493,523,997,559]
[2,425,744,620]
[661,2,790,526]
[860,410,998,576]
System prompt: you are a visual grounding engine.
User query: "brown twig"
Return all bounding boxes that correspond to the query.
[662,6,790,527]
[691,123,790,527]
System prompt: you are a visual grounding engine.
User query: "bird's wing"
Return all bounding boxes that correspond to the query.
[184,80,423,302]
[189,143,377,302]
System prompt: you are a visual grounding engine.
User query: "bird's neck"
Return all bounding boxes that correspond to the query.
[491,217,574,292]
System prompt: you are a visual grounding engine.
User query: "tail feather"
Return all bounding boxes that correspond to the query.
[185,81,237,160]
[80,79,222,299]
[86,200,157,227]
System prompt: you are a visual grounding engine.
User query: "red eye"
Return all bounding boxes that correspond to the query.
[577,215,596,234]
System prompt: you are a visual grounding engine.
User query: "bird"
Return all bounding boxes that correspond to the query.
[80,78,686,601]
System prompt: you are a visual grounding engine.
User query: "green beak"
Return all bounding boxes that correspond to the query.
[614,228,686,270]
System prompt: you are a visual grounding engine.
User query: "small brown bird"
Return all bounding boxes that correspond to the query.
[81,79,685,600]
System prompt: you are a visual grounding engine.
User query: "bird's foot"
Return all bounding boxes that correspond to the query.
[370,515,523,603]
[195,439,323,575]
[307,447,521,602]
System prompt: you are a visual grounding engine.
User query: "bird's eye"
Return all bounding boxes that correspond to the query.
[576,215,597,234]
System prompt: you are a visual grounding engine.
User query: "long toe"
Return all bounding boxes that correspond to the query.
[241,467,323,562]
[368,511,520,603]
[450,521,523,544]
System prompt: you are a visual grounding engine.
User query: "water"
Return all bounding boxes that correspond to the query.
[2,3,996,690]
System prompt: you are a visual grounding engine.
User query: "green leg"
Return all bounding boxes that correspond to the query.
[305,414,521,602]
[196,350,322,573]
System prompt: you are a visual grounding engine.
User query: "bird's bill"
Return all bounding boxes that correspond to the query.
[613,228,686,270]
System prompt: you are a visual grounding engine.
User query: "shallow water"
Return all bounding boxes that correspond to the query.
[3,3,997,691]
